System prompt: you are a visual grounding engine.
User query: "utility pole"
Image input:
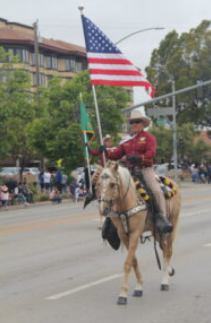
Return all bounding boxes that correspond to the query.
[33,20,40,87]
[33,20,44,170]
[171,80,178,182]
[146,80,178,182]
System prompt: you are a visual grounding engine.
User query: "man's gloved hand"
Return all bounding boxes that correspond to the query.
[127,155,142,165]
[99,145,106,153]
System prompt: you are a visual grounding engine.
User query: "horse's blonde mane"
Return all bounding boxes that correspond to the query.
[92,163,135,191]
[118,165,134,189]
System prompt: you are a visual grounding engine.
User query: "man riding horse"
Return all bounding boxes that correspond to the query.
[103,109,173,236]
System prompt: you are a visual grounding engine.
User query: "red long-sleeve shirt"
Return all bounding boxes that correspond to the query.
[105,131,156,167]
[88,148,104,166]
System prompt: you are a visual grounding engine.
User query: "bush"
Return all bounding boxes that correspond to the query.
[28,182,38,194]
[34,194,49,202]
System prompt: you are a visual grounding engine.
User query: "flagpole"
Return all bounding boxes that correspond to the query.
[78,6,106,166]
[92,85,106,165]
[84,132,93,194]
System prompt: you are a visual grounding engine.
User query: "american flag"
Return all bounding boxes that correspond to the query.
[81,15,155,98]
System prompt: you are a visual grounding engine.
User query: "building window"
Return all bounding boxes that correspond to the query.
[39,54,44,67]
[3,48,14,62]
[40,74,45,85]
[52,57,57,70]
[32,73,37,86]
[47,75,53,84]
[31,53,35,66]
[65,58,76,72]
[47,56,51,69]
[22,49,29,63]
[0,69,14,82]
[31,53,44,66]
[15,48,22,61]
[47,56,58,70]
[11,48,29,63]
[32,73,45,86]
[76,61,83,72]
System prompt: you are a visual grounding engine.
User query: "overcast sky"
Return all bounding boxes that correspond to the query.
[1,0,211,103]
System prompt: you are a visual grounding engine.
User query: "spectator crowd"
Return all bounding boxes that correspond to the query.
[0,167,88,210]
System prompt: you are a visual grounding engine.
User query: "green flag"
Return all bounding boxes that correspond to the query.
[80,102,94,142]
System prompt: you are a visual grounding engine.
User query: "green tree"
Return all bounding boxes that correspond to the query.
[28,71,129,173]
[146,20,211,127]
[0,47,45,179]
[150,125,173,162]
[150,122,211,165]
[0,70,43,177]
[189,139,211,164]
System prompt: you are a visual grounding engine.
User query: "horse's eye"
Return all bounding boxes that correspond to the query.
[110,183,116,188]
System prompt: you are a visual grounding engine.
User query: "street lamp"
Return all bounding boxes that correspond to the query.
[116,27,165,45]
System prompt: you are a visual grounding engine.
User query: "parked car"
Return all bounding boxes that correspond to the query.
[154,163,183,178]
[0,167,19,187]
[23,167,40,175]
[0,167,19,176]
[0,167,38,184]
[71,166,96,179]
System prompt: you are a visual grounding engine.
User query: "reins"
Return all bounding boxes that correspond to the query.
[98,166,161,269]
[98,172,131,214]
[98,169,147,235]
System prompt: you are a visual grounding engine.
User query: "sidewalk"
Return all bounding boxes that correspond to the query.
[0,198,76,212]
[179,181,210,189]
[0,181,205,212]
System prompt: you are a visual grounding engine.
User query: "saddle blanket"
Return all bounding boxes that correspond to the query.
[134,175,177,201]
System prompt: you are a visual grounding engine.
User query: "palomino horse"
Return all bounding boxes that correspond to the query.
[93,162,181,305]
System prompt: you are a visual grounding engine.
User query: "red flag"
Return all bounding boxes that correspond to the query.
[81,15,155,98]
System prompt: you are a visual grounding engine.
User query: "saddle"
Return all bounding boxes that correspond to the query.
[134,175,177,202]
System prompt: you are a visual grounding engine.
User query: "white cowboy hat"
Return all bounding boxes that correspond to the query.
[103,134,112,141]
[129,109,151,127]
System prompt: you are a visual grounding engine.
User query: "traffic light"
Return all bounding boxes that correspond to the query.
[179,137,184,150]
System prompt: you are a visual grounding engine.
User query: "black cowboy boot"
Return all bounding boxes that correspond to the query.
[84,192,94,209]
[130,168,173,235]
[155,213,173,234]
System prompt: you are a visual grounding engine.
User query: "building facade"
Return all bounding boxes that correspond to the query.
[0,17,87,89]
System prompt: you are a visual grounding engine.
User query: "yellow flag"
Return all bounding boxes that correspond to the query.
[57,159,62,167]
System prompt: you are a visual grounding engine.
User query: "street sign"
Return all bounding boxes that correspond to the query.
[156,118,166,125]
[147,107,174,117]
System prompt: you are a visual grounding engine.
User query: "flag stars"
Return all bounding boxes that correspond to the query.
[83,16,122,54]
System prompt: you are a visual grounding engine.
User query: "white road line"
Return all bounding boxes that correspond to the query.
[46,273,123,300]
[90,209,210,223]
[204,243,211,247]
[92,209,211,221]
[46,209,211,302]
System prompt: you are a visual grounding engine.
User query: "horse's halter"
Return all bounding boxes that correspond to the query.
[97,171,131,216]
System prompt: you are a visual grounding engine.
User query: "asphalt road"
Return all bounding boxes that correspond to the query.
[1,183,211,323]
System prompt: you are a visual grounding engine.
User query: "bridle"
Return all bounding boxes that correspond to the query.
[97,171,131,215]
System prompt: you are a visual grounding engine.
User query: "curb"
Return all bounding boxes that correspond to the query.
[2,198,75,212]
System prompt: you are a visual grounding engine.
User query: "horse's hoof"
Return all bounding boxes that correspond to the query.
[133,290,143,297]
[160,284,169,291]
[117,296,127,305]
[169,268,175,277]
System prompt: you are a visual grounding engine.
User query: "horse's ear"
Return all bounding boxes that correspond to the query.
[94,164,103,172]
[110,161,119,173]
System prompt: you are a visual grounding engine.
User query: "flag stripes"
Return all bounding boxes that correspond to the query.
[81,14,155,97]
